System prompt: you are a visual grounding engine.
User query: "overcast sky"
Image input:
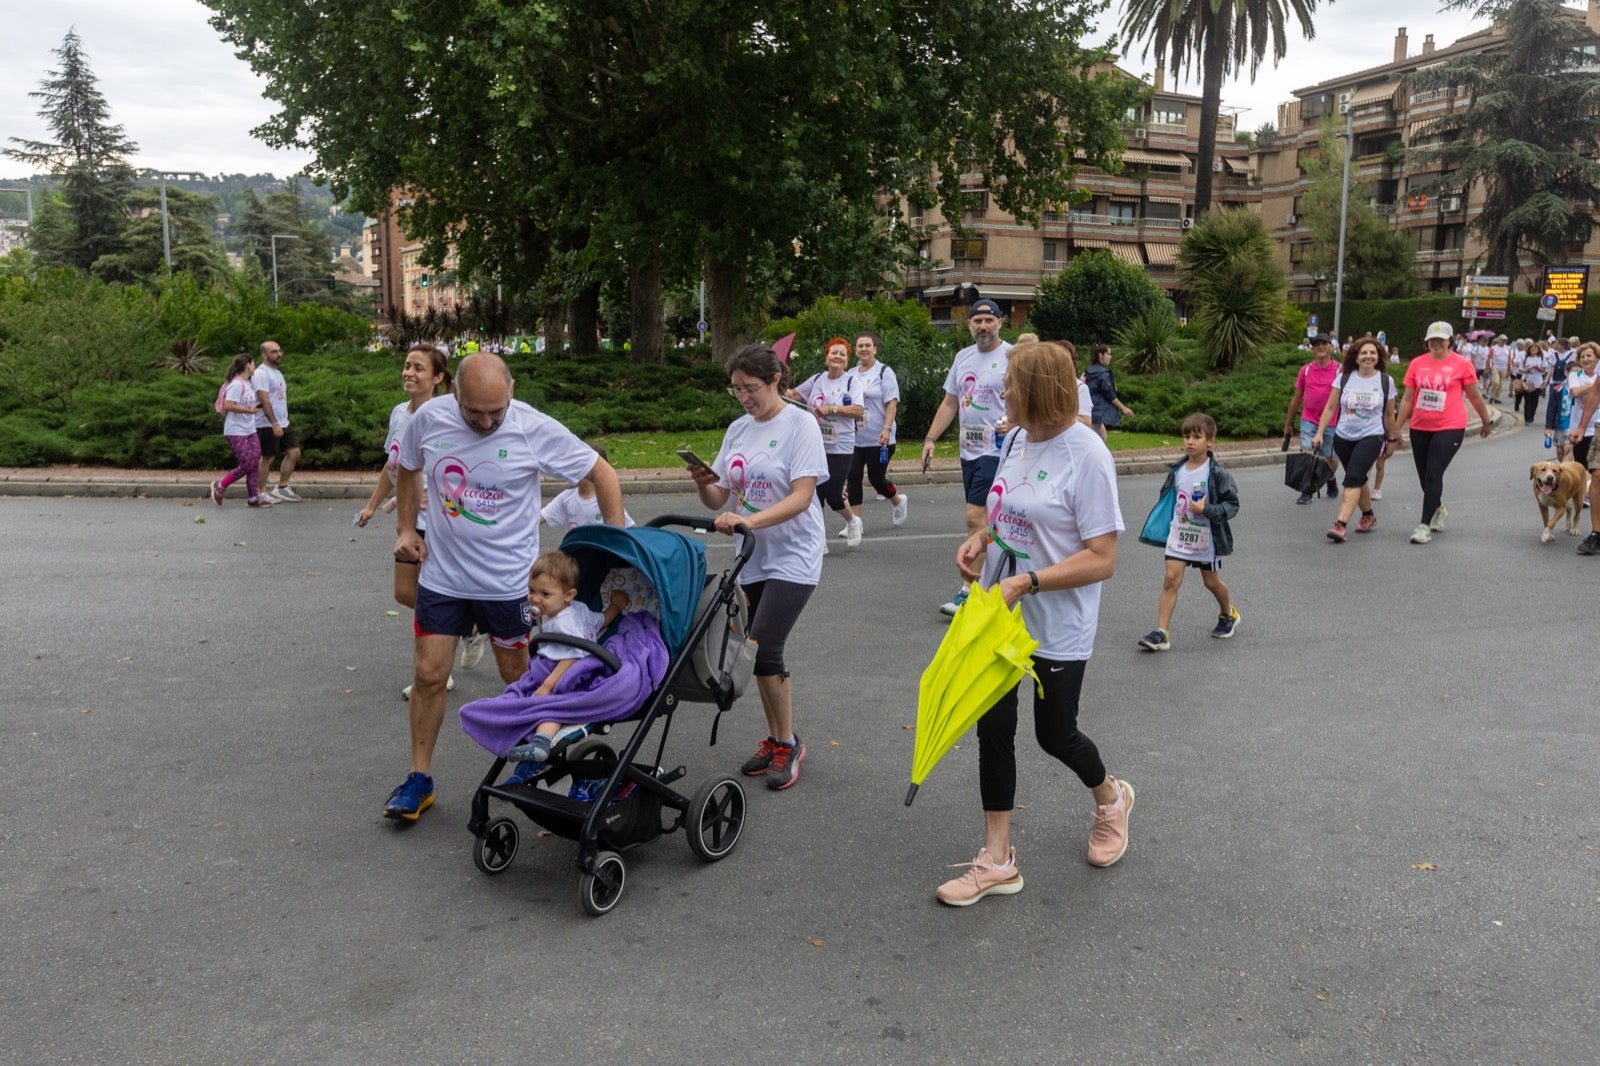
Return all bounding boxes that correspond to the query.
[1,0,1485,181]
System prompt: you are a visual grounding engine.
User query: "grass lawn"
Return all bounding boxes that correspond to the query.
[591,429,1242,469]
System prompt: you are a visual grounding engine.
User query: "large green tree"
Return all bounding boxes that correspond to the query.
[1298,117,1415,300]
[4,30,138,272]
[1119,0,1319,214]
[203,0,1144,361]
[1409,0,1600,288]
[1029,249,1169,345]
[234,187,338,305]
[90,185,229,288]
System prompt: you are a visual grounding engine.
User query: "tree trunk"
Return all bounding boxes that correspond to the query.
[628,249,665,364]
[704,250,755,362]
[1194,11,1226,217]
[569,282,601,357]
[541,300,567,356]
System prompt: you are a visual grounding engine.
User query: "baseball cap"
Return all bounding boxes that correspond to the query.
[969,298,1002,318]
[1310,332,1332,345]
[1424,321,1453,342]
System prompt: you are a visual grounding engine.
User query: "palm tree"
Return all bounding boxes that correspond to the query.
[1119,0,1320,214]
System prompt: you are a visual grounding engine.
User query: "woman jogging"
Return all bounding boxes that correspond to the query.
[210,353,272,507]
[1395,322,1493,545]
[935,341,1133,906]
[689,344,827,791]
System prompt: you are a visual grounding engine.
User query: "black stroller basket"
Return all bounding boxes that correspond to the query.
[466,515,755,915]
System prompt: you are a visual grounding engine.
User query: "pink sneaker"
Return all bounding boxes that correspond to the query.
[935,846,1023,906]
[1355,512,1377,534]
[1087,777,1135,868]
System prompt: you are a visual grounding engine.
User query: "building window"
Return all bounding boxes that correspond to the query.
[1108,202,1136,224]
[951,237,987,261]
[960,189,989,216]
[1043,240,1060,265]
[1149,106,1187,126]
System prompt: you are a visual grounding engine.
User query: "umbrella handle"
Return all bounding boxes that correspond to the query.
[905,782,919,807]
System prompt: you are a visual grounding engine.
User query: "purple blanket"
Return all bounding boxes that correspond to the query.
[459,612,669,757]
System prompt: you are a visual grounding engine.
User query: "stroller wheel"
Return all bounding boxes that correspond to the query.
[472,817,519,875]
[579,851,627,915]
[686,773,746,862]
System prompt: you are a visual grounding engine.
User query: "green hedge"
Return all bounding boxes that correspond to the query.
[1301,292,1600,349]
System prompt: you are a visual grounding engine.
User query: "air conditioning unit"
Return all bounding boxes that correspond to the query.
[1442,196,1462,211]
[1287,213,1298,225]
[1181,217,1193,230]
[1213,161,1223,172]
[1338,91,1353,104]
[1133,127,1148,140]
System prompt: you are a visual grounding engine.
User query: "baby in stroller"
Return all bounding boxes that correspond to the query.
[460,548,669,786]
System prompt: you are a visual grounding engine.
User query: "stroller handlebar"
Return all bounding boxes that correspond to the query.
[647,514,755,565]
[527,632,622,674]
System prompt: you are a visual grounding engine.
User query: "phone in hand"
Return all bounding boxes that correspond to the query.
[676,448,711,471]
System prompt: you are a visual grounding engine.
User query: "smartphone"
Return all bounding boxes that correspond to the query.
[676,448,711,470]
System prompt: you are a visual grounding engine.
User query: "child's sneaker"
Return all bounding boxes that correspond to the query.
[1210,605,1240,639]
[1087,777,1134,867]
[741,737,781,776]
[505,759,545,786]
[568,776,606,802]
[382,772,434,820]
[765,738,805,790]
[936,846,1023,906]
[1137,627,1171,651]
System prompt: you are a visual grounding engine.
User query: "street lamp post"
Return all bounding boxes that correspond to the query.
[271,233,300,304]
[1332,96,1355,343]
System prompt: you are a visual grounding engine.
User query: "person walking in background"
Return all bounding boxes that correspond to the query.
[792,338,865,548]
[211,353,272,508]
[1395,322,1494,545]
[935,341,1132,906]
[1084,343,1134,441]
[1570,346,1600,555]
[1516,341,1548,426]
[1488,335,1512,404]
[1136,413,1240,652]
[252,340,304,502]
[1312,337,1397,542]
[541,443,637,533]
[844,331,910,531]
[1283,333,1342,503]
[1566,342,1599,475]
[689,343,826,791]
[920,298,1012,616]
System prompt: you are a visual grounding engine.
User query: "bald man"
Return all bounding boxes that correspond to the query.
[383,352,624,820]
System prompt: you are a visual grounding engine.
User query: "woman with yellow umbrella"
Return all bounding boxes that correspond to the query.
[935,341,1135,906]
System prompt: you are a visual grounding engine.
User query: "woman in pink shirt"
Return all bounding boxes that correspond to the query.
[1395,321,1494,544]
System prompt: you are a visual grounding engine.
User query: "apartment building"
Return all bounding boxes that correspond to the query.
[363,189,463,321]
[1254,6,1600,301]
[892,64,1259,325]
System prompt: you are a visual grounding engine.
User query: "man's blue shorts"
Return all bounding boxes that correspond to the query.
[961,455,1000,507]
[1299,418,1336,459]
[414,586,532,647]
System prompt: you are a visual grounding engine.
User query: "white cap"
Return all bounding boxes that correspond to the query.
[1425,321,1453,342]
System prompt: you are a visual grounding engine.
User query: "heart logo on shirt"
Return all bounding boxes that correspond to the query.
[433,456,505,526]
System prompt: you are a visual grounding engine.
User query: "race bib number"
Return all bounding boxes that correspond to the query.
[1348,391,1379,413]
[1168,523,1211,557]
[819,418,838,447]
[962,423,989,449]
[1417,388,1446,413]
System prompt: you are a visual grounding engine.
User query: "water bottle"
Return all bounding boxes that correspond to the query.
[993,427,1005,449]
[1192,485,1206,512]
[878,445,889,465]
[841,393,851,406]
[1544,431,1553,449]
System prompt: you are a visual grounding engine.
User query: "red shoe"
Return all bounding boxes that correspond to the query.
[1355,512,1376,533]
[1327,520,1347,543]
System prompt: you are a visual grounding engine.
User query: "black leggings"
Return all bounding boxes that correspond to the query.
[1575,436,1592,469]
[742,579,814,677]
[846,444,899,507]
[816,452,852,512]
[1409,427,1464,522]
[1520,389,1542,425]
[976,656,1106,812]
[1332,434,1383,489]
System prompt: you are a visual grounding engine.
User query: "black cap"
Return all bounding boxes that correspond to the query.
[969,298,1002,318]
[1311,332,1332,345]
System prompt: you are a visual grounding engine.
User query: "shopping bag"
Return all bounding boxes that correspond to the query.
[1138,486,1177,547]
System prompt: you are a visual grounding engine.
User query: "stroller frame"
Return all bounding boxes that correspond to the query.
[465,515,754,915]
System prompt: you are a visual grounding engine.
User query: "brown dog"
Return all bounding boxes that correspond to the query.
[1530,461,1591,542]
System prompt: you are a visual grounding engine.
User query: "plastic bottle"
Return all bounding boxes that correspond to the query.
[879,445,889,465]
[1545,431,1554,449]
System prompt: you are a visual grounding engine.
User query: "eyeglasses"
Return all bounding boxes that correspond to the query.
[727,384,766,398]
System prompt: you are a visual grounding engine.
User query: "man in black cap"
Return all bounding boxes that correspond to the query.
[1283,332,1342,504]
[921,297,1011,616]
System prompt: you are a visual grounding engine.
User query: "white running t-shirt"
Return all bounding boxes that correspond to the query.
[944,341,1012,460]
[711,403,828,586]
[794,371,860,454]
[541,486,635,531]
[250,364,289,429]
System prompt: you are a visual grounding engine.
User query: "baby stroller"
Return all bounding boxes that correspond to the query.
[464,515,757,915]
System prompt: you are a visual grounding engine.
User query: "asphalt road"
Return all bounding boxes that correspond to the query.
[4,424,1597,1064]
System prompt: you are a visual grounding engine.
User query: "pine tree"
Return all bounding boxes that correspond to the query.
[5,29,139,272]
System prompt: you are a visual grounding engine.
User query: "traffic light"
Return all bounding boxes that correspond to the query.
[419,273,430,288]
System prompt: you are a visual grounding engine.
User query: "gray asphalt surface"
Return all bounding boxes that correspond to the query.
[4,422,1598,1064]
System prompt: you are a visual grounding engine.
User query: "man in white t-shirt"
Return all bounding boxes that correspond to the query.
[920,297,1012,616]
[252,340,303,501]
[382,352,624,821]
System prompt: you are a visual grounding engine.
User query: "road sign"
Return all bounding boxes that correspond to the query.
[1466,274,1511,286]
[1308,314,1319,327]
[1542,265,1588,312]
[1462,299,1507,310]
[1540,293,1559,309]
[1537,306,1558,321]
[697,319,708,333]
[1464,309,1506,320]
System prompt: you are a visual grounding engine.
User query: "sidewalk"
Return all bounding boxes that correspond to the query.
[0,411,1513,500]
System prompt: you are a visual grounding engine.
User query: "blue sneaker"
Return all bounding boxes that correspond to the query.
[569,776,606,803]
[507,734,553,763]
[939,588,969,617]
[1210,605,1241,639]
[505,760,545,786]
[382,772,434,820]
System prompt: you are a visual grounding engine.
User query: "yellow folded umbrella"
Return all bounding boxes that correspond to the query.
[907,581,1040,805]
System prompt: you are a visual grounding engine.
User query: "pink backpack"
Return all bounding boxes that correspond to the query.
[214,383,229,414]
